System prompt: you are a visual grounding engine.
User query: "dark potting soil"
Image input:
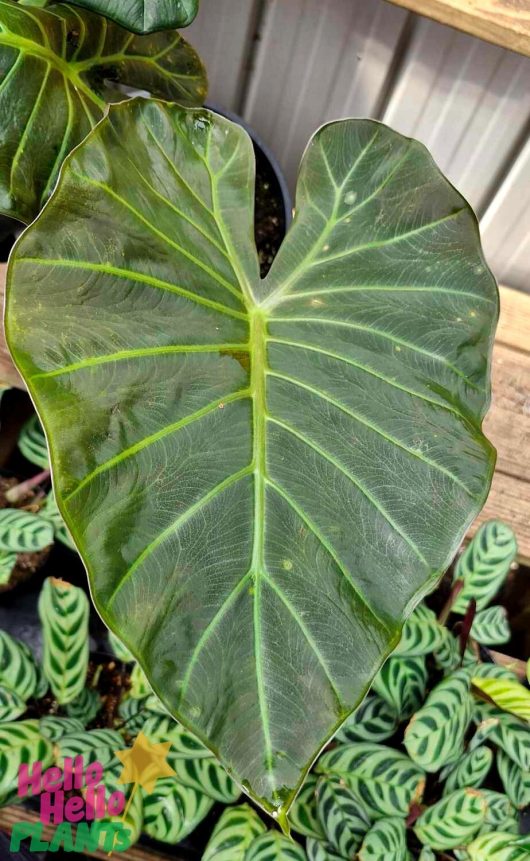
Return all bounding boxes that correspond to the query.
[253,145,287,277]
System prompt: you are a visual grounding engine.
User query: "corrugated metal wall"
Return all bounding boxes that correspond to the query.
[187,0,530,292]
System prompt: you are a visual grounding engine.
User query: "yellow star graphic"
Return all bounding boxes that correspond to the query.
[114,731,176,794]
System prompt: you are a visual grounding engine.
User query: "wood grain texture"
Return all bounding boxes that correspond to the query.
[0,805,179,860]
[0,269,528,558]
[386,0,530,56]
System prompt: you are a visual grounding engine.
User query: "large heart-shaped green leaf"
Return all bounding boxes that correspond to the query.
[0,0,205,223]
[66,0,199,34]
[6,100,497,820]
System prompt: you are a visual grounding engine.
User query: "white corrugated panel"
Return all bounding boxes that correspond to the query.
[481,138,530,292]
[186,0,260,110]
[242,0,409,186]
[382,16,530,212]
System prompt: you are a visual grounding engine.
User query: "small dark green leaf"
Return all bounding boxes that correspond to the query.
[336,694,399,744]
[414,788,487,850]
[142,777,213,843]
[38,577,89,704]
[18,415,48,468]
[471,606,510,645]
[316,776,370,855]
[358,817,410,861]
[245,832,307,861]
[67,0,198,34]
[202,804,266,861]
[453,521,517,614]
[442,746,493,795]
[288,775,324,840]
[497,750,530,810]
[373,656,427,720]
[0,0,206,222]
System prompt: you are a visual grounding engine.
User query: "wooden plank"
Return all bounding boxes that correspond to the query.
[382,15,530,211]
[243,0,409,186]
[469,470,530,564]
[497,285,530,353]
[0,805,180,861]
[385,0,530,56]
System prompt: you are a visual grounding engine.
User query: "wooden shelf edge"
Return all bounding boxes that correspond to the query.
[386,0,530,56]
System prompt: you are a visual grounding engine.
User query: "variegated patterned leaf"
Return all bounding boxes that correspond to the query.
[142,713,210,760]
[473,663,519,684]
[38,577,89,704]
[316,776,370,855]
[336,694,399,744]
[56,728,123,770]
[130,662,151,698]
[0,630,37,700]
[372,656,427,720]
[475,702,530,770]
[481,790,519,833]
[173,755,241,803]
[0,719,53,803]
[394,605,444,657]
[358,817,410,861]
[118,696,148,736]
[39,715,84,741]
[405,668,472,772]
[143,776,213,843]
[288,774,324,840]
[316,743,425,819]
[66,686,100,725]
[433,626,460,672]
[18,415,49,469]
[467,832,530,861]
[418,849,436,861]
[0,508,53,552]
[473,676,530,723]
[471,606,510,646]
[453,521,517,614]
[245,832,307,861]
[94,763,143,848]
[497,749,530,809]
[442,746,493,795]
[108,630,134,663]
[202,803,266,861]
[0,550,17,585]
[305,839,344,861]
[414,788,487,850]
[40,492,76,551]
[0,684,26,721]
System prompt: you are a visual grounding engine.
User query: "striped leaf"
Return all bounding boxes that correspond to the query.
[118,697,149,736]
[442,746,493,795]
[39,715,84,741]
[336,694,399,744]
[0,550,17,585]
[468,833,530,861]
[473,663,519,684]
[143,776,213,843]
[481,790,519,832]
[38,577,89,704]
[316,777,370,856]
[475,703,530,770]
[394,605,444,657]
[305,839,345,861]
[372,656,427,720]
[471,606,510,646]
[404,668,472,772]
[142,714,210,760]
[472,676,530,723]
[0,720,53,803]
[94,763,143,849]
[245,832,307,861]
[497,750,530,809]
[0,630,37,700]
[108,630,134,663]
[433,626,460,672]
[66,686,100,725]
[288,775,324,840]
[130,662,151,698]
[172,755,241,803]
[0,684,26,721]
[418,849,436,861]
[0,508,53,553]
[202,804,266,861]
[414,788,487,850]
[316,743,425,819]
[40,492,76,551]
[56,728,123,770]
[453,522,517,614]
[358,817,410,861]
[18,415,48,469]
